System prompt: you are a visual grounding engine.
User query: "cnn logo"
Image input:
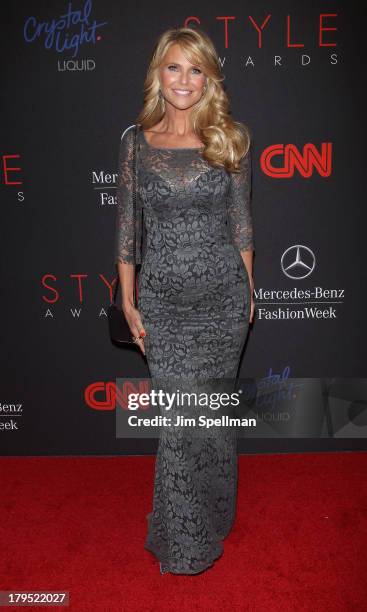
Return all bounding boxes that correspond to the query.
[261,143,332,178]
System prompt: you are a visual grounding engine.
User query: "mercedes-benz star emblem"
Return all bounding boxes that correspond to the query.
[281,245,316,279]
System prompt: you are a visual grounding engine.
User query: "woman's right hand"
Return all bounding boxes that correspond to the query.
[123,303,147,355]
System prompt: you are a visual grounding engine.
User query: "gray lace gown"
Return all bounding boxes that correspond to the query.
[114,124,254,575]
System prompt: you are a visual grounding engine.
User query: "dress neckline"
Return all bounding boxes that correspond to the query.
[140,127,204,151]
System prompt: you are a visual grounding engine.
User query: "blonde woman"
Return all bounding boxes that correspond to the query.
[115,26,255,575]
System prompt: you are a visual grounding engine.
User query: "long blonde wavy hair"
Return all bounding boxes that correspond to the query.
[136,27,251,173]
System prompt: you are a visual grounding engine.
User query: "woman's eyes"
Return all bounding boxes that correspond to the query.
[167,65,202,74]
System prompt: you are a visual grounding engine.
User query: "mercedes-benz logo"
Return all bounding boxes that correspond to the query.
[281,245,316,279]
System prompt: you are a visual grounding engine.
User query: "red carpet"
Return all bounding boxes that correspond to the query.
[0,452,366,611]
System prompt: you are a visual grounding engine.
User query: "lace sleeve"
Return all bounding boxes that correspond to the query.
[227,144,255,252]
[114,126,137,265]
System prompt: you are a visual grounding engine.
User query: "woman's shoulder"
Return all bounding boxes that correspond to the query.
[120,124,136,144]
[117,124,138,160]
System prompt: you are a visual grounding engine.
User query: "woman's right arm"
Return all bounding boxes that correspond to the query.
[115,126,136,307]
[114,126,146,351]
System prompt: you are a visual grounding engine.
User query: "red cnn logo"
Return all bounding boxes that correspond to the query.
[85,380,151,411]
[261,143,332,178]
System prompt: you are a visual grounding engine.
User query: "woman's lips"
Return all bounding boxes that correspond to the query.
[172,89,192,96]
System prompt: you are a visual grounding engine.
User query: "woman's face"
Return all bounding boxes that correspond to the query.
[158,43,207,109]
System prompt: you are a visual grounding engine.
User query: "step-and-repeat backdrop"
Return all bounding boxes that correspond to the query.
[1,1,366,455]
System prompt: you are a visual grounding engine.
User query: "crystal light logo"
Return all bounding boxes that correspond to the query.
[281,245,316,279]
[23,0,107,58]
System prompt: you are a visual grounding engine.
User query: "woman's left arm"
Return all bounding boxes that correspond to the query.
[227,142,255,319]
